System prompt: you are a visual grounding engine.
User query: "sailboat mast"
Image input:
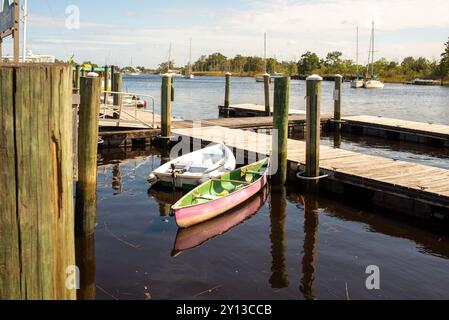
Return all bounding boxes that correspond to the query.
[356,26,359,79]
[263,32,267,74]
[371,21,375,77]
[22,0,28,63]
[189,38,192,74]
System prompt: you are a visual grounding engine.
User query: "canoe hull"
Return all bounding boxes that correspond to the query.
[174,169,268,228]
[172,187,268,255]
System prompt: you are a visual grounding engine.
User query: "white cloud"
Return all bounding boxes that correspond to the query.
[4,0,448,67]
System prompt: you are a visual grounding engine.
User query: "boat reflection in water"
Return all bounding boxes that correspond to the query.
[172,187,269,256]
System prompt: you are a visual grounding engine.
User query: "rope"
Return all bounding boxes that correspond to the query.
[296,171,329,181]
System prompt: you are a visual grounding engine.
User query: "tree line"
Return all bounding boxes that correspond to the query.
[155,37,449,83]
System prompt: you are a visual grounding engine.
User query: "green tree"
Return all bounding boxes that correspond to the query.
[439,38,449,83]
[298,52,320,75]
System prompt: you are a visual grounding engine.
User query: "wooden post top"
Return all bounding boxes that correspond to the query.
[306,74,323,81]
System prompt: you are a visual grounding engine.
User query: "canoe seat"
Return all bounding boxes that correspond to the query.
[194,194,222,201]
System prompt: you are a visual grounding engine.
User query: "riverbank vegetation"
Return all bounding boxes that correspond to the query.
[153,38,449,84]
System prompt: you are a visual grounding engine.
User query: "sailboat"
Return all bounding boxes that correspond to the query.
[125,57,141,76]
[364,22,384,89]
[184,38,195,79]
[351,27,364,88]
[255,33,270,83]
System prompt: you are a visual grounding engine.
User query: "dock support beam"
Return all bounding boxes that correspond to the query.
[333,74,343,130]
[0,64,75,299]
[264,73,271,116]
[272,76,290,187]
[160,73,173,139]
[305,75,323,191]
[224,72,231,117]
[76,76,101,237]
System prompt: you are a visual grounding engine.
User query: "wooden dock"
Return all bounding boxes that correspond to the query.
[341,115,449,146]
[173,126,449,219]
[218,103,306,117]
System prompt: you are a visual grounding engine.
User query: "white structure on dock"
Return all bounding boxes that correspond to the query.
[2,49,56,63]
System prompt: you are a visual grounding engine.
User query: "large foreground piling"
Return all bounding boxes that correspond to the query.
[76,76,101,237]
[161,73,173,139]
[264,73,271,115]
[0,64,75,300]
[224,72,231,117]
[272,77,290,186]
[333,74,343,130]
[305,75,322,191]
[113,72,122,106]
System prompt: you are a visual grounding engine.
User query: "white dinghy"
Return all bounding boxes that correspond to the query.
[148,144,236,190]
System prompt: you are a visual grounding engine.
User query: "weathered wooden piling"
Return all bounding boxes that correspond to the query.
[103,65,109,104]
[110,65,116,94]
[113,72,122,106]
[333,74,343,130]
[264,73,271,116]
[161,74,173,138]
[0,64,75,300]
[305,75,322,190]
[76,76,101,237]
[75,64,81,90]
[224,72,231,117]
[272,77,290,186]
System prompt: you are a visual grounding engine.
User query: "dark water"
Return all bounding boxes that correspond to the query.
[123,75,449,124]
[78,148,449,300]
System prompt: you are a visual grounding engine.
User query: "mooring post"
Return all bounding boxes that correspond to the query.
[224,72,231,117]
[272,76,290,187]
[0,64,75,299]
[103,65,109,105]
[333,74,343,130]
[305,75,322,191]
[110,65,115,95]
[161,73,173,138]
[113,72,122,106]
[264,73,271,116]
[76,76,101,237]
[75,64,81,90]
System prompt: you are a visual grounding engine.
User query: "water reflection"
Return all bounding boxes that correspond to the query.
[112,164,122,194]
[75,234,96,300]
[172,188,268,256]
[269,187,289,289]
[298,194,319,300]
[148,188,184,217]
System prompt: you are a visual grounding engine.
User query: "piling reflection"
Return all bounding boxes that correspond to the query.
[112,164,122,194]
[75,234,96,300]
[172,188,268,256]
[299,194,319,300]
[148,188,185,217]
[269,186,289,289]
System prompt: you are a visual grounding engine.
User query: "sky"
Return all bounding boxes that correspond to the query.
[1,0,449,68]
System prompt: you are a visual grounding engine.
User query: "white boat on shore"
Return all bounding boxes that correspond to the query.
[148,144,236,190]
[351,79,365,88]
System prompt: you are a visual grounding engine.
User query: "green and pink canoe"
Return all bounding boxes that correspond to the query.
[172,158,269,228]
